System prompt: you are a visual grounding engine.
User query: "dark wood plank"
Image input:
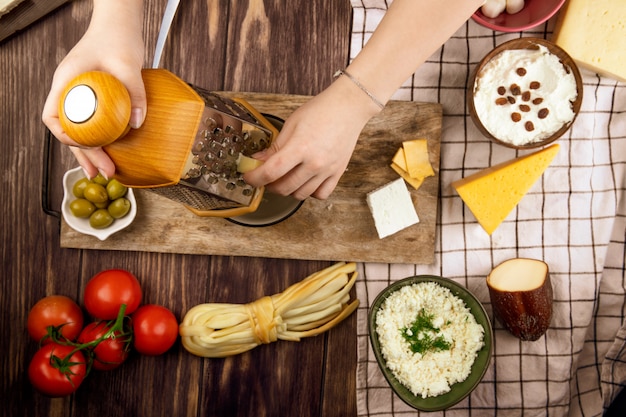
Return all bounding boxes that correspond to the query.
[0,1,356,416]
[0,0,74,43]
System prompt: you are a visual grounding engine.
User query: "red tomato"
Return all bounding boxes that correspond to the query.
[28,343,87,397]
[84,269,142,319]
[27,295,84,344]
[77,321,131,371]
[131,305,178,356]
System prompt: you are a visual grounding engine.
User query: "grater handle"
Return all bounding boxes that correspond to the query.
[58,71,132,147]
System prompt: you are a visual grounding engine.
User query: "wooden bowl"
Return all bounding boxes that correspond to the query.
[472,0,566,32]
[468,37,582,150]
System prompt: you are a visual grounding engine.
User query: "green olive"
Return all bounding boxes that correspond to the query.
[106,179,128,200]
[83,183,108,204]
[69,198,96,218]
[89,209,114,229]
[92,173,110,186]
[72,178,90,199]
[94,200,109,209]
[107,198,131,219]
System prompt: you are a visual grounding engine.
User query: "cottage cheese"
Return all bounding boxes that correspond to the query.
[473,45,578,146]
[375,282,485,398]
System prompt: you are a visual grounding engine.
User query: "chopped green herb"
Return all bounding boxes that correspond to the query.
[401,308,452,354]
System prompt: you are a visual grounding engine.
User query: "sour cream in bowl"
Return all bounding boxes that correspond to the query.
[468,38,582,149]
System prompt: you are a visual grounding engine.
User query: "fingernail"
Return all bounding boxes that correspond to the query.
[130,107,144,129]
[82,168,92,180]
[98,168,109,180]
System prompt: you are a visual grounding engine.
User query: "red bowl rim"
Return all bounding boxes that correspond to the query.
[472,0,566,32]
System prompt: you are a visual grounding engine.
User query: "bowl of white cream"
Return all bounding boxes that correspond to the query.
[468,38,582,149]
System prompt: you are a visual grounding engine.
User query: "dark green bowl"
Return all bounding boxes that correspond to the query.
[368,275,493,412]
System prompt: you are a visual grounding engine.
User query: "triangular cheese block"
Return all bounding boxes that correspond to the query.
[452,144,560,235]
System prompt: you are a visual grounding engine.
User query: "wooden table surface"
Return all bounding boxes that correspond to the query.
[0,1,356,416]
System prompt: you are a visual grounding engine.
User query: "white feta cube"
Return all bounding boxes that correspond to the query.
[366,178,419,239]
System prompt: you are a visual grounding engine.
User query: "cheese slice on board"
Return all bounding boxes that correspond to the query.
[452,144,560,235]
[552,0,626,82]
[391,148,424,189]
[402,139,435,179]
[391,162,425,190]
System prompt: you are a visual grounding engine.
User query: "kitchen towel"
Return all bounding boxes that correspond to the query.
[350,1,626,416]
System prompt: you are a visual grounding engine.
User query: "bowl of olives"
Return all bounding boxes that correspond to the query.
[61,167,137,240]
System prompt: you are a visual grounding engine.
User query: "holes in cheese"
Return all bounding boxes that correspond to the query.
[487,258,553,341]
[451,143,560,235]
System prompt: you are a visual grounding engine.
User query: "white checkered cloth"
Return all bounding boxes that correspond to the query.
[350,2,626,416]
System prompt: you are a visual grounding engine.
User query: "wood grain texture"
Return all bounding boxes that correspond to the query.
[1,0,356,416]
[0,0,74,43]
[60,93,442,264]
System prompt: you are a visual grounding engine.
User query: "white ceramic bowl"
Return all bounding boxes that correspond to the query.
[61,167,137,241]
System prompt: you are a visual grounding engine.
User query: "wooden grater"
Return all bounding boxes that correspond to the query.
[58,69,278,217]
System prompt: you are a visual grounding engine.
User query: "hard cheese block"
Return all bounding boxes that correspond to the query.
[452,144,560,235]
[552,0,626,82]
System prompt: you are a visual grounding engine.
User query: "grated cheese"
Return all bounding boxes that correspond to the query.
[375,281,485,398]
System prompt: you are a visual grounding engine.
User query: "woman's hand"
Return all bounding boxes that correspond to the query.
[243,76,381,200]
[41,0,145,179]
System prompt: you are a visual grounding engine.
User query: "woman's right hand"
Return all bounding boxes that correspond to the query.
[42,0,146,179]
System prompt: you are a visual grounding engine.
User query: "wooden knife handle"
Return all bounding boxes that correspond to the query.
[58,71,131,147]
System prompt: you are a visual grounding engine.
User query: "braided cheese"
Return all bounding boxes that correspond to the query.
[179,262,359,357]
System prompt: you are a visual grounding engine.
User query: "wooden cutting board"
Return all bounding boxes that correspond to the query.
[60,92,442,264]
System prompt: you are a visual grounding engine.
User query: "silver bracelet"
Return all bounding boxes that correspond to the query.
[333,69,385,110]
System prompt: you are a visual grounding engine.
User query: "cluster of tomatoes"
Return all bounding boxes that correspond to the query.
[26,269,179,397]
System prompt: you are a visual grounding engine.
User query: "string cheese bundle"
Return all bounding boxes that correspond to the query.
[179,262,359,357]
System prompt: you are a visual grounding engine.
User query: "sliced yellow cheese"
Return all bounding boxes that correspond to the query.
[390,162,425,190]
[552,0,626,82]
[392,147,408,171]
[402,139,435,179]
[451,144,560,235]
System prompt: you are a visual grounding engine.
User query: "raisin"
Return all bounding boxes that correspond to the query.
[530,81,541,89]
[495,97,508,105]
[516,67,527,76]
[532,97,544,105]
[525,121,535,131]
[511,112,522,122]
[522,91,531,102]
[538,108,550,119]
[507,96,516,104]
[497,86,506,95]
[519,104,531,112]
[510,84,521,95]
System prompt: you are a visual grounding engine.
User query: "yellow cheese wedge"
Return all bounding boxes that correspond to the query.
[451,144,560,235]
[552,0,626,82]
